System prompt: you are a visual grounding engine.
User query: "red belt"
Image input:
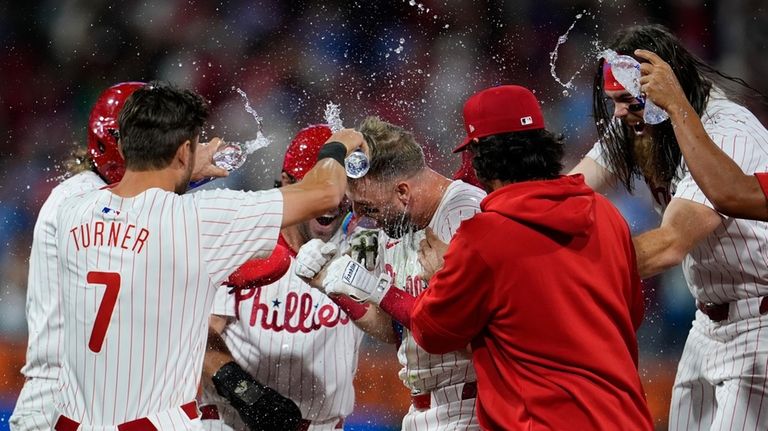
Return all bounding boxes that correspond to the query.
[199,404,343,429]
[54,401,198,431]
[411,381,478,411]
[697,297,768,322]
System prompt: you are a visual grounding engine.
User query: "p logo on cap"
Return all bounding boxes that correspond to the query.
[454,85,545,153]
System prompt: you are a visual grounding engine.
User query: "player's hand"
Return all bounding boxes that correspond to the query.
[191,137,230,181]
[322,255,392,304]
[348,228,379,271]
[226,244,292,292]
[418,228,449,281]
[326,128,368,156]
[294,239,338,279]
[635,49,689,116]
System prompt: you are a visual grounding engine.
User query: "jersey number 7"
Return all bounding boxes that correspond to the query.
[87,271,121,353]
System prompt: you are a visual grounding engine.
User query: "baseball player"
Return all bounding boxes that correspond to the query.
[52,82,365,430]
[570,25,768,430]
[198,124,365,431]
[296,116,486,430]
[11,82,227,431]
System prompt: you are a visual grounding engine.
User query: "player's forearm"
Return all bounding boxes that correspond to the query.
[669,102,768,220]
[377,287,417,330]
[632,228,686,278]
[280,159,347,227]
[203,326,236,381]
[351,305,398,344]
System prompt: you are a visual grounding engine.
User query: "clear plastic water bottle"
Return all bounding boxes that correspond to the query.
[188,141,248,189]
[212,141,247,171]
[600,49,669,125]
[345,150,370,179]
[641,99,669,125]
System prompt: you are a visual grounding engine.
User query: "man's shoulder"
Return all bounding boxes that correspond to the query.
[51,171,105,199]
[702,94,763,132]
[444,180,486,204]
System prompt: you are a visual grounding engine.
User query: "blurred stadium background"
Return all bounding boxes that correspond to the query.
[0,1,766,429]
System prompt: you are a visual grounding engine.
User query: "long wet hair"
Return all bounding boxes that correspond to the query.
[593,24,758,192]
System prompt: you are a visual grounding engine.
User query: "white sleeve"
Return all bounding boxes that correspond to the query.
[585,140,610,170]
[211,286,236,317]
[674,111,757,209]
[432,182,484,242]
[196,188,283,284]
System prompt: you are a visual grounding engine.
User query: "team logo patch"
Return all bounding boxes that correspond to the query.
[468,124,475,133]
[101,207,121,216]
[520,116,533,126]
[343,261,359,284]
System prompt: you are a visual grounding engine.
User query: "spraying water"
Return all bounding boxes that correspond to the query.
[234,87,272,154]
[324,102,344,132]
[323,100,371,178]
[188,88,274,188]
[548,12,588,95]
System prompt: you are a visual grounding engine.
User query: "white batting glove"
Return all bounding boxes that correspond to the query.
[295,239,339,279]
[323,255,392,304]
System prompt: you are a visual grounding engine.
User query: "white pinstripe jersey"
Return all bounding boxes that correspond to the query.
[587,91,768,307]
[21,171,105,381]
[54,187,282,428]
[200,229,365,427]
[378,180,485,393]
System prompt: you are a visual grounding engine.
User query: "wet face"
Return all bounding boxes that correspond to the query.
[348,178,415,239]
[302,197,350,243]
[282,171,349,243]
[605,89,647,136]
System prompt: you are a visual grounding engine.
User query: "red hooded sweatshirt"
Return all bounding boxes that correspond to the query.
[411,174,653,431]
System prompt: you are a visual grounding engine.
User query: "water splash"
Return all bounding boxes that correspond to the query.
[324,102,344,132]
[233,87,271,154]
[548,12,589,92]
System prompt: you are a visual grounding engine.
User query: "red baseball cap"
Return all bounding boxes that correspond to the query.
[454,85,545,153]
[282,124,333,180]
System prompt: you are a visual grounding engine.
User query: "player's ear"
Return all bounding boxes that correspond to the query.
[176,140,192,168]
[395,181,410,206]
[280,172,296,187]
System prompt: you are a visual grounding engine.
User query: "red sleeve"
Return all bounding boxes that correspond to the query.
[379,288,417,328]
[755,173,768,200]
[410,232,492,354]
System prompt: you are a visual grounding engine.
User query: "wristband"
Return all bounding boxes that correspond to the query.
[331,294,370,320]
[317,142,346,166]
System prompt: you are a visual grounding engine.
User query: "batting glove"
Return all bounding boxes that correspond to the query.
[294,239,338,279]
[323,255,392,304]
[348,228,379,271]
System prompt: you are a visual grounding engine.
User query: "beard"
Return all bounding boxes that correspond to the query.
[381,209,416,239]
[175,162,194,195]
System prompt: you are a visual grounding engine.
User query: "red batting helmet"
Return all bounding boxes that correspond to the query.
[282,124,333,181]
[88,82,145,184]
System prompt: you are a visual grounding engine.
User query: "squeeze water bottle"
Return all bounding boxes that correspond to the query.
[600,49,669,125]
[188,141,248,189]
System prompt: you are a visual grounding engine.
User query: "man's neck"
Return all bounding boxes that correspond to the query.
[109,169,179,198]
[411,169,452,228]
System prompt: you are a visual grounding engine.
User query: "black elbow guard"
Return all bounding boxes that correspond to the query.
[211,361,302,431]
